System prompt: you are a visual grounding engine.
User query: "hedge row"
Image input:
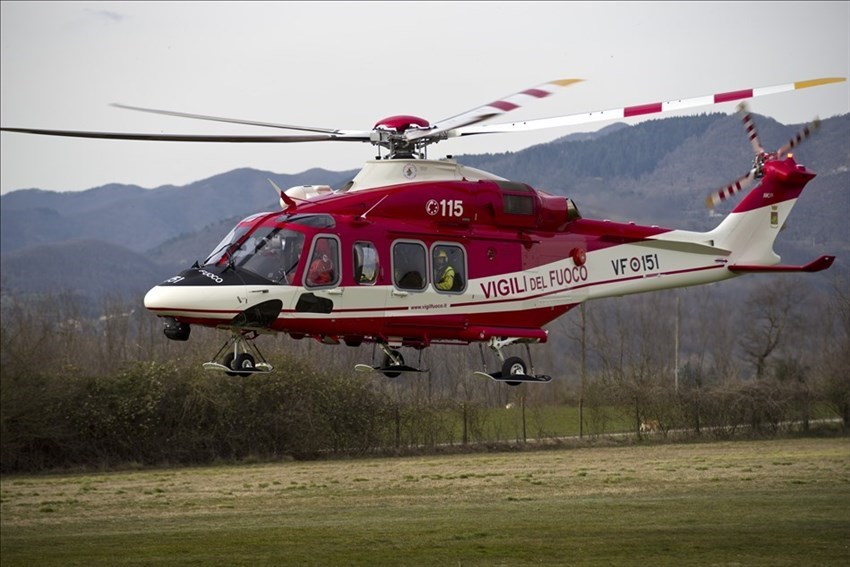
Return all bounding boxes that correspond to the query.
[1,358,398,472]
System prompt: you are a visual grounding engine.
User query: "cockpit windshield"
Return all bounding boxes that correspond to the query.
[203,222,306,284]
[203,213,266,266]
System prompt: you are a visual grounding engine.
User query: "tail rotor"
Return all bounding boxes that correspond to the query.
[705,104,821,209]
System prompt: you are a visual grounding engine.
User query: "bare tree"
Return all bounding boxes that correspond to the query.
[812,275,850,428]
[739,278,806,380]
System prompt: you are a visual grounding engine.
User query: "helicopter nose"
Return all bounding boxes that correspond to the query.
[144,284,211,314]
[144,284,208,314]
[144,285,172,312]
[144,282,250,321]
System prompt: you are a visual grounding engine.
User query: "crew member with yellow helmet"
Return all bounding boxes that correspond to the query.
[434,249,455,291]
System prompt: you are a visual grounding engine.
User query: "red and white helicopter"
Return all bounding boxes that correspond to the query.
[2,76,845,383]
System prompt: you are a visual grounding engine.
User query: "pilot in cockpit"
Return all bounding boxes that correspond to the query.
[307,239,336,286]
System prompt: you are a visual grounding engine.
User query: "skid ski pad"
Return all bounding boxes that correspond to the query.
[203,362,273,374]
[473,371,552,384]
[354,364,428,374]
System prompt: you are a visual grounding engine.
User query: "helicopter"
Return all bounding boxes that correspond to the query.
[1,76,845,384]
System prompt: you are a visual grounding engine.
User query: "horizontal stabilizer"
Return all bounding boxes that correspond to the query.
[729,255,835,274]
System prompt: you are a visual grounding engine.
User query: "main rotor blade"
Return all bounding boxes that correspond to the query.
[403,78,584,142]
[110,103,370,137]
[457,77,846,136]
[0,127,370,143]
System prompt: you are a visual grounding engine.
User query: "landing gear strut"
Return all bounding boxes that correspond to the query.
[474,337,552,385]
[203,331,273,377]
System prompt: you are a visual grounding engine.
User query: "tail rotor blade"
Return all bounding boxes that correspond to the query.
[705,170,755,209]
[777,117,821,156]
[737,102,764,154]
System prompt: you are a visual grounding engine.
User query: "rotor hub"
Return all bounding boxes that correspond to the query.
[373,115,430,133]
[371,116,433,159]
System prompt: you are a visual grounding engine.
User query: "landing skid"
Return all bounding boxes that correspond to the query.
[476,338,551,386]
[203,361,273,374]
[205,331,273,378]
[473,370,552,385]
[355,344,427,378]
[354,363,428,375]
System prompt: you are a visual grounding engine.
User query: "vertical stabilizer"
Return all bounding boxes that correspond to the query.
[707,157,816,267]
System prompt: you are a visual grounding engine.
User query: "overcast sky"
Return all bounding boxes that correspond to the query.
[1,1,848,195]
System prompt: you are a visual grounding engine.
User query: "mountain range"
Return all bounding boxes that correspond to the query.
[2,112,848,309]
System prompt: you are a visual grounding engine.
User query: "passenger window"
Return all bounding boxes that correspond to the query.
[432,244,466,293]
[354,242,379,285]
[305,236,339,287]
[392,241,426,291]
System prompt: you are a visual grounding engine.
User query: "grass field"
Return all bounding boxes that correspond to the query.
[2,436,848,566]
[455,405,633,442]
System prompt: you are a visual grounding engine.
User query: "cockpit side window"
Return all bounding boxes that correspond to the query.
[305,236,340,288]
[354,242,379,285]
[392,241,427,291]
[432,244,466,293]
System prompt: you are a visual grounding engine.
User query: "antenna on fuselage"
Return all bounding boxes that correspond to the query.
[268,178,297,211]
[355,195,388,223]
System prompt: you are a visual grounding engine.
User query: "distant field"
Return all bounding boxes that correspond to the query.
[2,436,848,566]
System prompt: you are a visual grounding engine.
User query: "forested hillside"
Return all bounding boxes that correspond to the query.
[0,167,358,255]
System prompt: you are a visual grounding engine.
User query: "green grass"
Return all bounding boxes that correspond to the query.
[453,404,632,442]
[468,403,840,443]
[2,437,849,566]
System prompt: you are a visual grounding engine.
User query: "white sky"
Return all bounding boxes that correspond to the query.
[1,1,848,194]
